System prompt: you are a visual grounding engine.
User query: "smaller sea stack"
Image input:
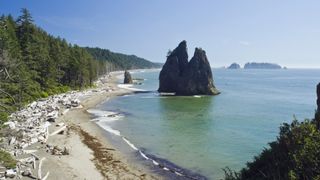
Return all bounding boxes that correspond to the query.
[123,70,133,84]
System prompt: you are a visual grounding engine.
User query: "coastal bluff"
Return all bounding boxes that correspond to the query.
[158,40,219,95]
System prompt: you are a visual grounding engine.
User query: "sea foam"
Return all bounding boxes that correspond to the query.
[118,84,147,92]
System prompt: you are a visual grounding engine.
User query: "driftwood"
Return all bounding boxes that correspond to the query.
[23,149,38,154]
[0,74,113,179]
[42,171,50,180]
[21,168,37,179]
[33,157,36,169]
[30,153,40,161]
[50,125,67,136]
[51,146,69,156]
[38,157,46,179]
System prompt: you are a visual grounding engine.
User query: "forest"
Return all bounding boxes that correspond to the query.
[0,9,160,124]
[86,47,162,71]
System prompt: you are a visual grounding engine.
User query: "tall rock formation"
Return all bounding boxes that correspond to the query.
[316,83,320,129]
[317,83,320,111]
[158,41,219,95]
[123,70,133,84]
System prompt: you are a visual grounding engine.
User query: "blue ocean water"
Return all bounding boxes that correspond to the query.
[94,69,320,179]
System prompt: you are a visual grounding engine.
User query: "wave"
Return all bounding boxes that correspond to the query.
[87,109,124,121]
[117,84,147,92]
[88,108,207,179]
[100,125,121,136]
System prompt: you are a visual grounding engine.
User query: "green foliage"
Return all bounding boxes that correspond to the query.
[224,118,320,180]
[0,9,107,124]
[0,9,159,125]
[85,47,162,72]
[0,150,16,169]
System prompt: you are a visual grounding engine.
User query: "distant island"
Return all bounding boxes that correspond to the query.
[244,62,282,69]
[227,63,241,69]
[227,62,283,69]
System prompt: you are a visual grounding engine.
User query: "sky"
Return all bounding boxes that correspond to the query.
[1,0,320,68]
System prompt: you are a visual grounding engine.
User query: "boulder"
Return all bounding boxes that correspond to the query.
[158,40,219,95]
[123,70,133,84]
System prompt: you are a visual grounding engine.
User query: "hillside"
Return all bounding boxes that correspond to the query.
[0,9,160,124]
[85,47,162,71]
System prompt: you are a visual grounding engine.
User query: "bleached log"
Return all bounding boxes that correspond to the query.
[56,123,64,127]
[50,126,67,136]
[4,121,15,129]
[44,127,49,142]
[42,171,50,180]
[31,153,40,160]
[61,109,69,115]
[38,157,46,179]
[9,136,16,145]
[17,157,32,163]
[23,149,38,154]
[32,157,36,169]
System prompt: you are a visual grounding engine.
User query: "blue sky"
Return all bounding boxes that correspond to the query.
[1,0,320,68]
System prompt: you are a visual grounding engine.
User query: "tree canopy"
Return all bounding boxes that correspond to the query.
[0,9,160,124]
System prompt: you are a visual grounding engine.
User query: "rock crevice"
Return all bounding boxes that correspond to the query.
[158,41,219,95]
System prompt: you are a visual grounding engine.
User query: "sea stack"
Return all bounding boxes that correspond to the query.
[158,40,219,95]
[124,70,133,84]
[317,83,320,111]
[316,83,320,129]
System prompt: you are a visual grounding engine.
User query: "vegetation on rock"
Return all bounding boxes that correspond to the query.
[224,83,320,179]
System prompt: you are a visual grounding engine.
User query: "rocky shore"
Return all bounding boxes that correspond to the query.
[0,72,159,180]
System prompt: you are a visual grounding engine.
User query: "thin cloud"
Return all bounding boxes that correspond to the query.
[239,41,250,46]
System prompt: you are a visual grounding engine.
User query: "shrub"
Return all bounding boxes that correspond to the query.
[0,150,16,169]
[224,118,320,180]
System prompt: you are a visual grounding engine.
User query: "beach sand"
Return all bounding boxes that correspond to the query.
[21,72,161,180]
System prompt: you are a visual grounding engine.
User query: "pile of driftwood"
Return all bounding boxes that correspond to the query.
[0,75,114,179]
[3,91,83,152]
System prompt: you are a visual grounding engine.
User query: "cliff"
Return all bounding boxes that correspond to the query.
[158,41,219,95]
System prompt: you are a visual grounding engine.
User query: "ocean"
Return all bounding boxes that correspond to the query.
[89,69,320,179]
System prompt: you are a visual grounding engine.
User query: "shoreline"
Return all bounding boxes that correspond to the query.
[1,69,207,180]
[88,71,208,180]
[45,71,162,179]
[1,71,160,179]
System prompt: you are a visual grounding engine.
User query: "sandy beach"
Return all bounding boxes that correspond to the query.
[5,72,161,180]
[44,72,161,180]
